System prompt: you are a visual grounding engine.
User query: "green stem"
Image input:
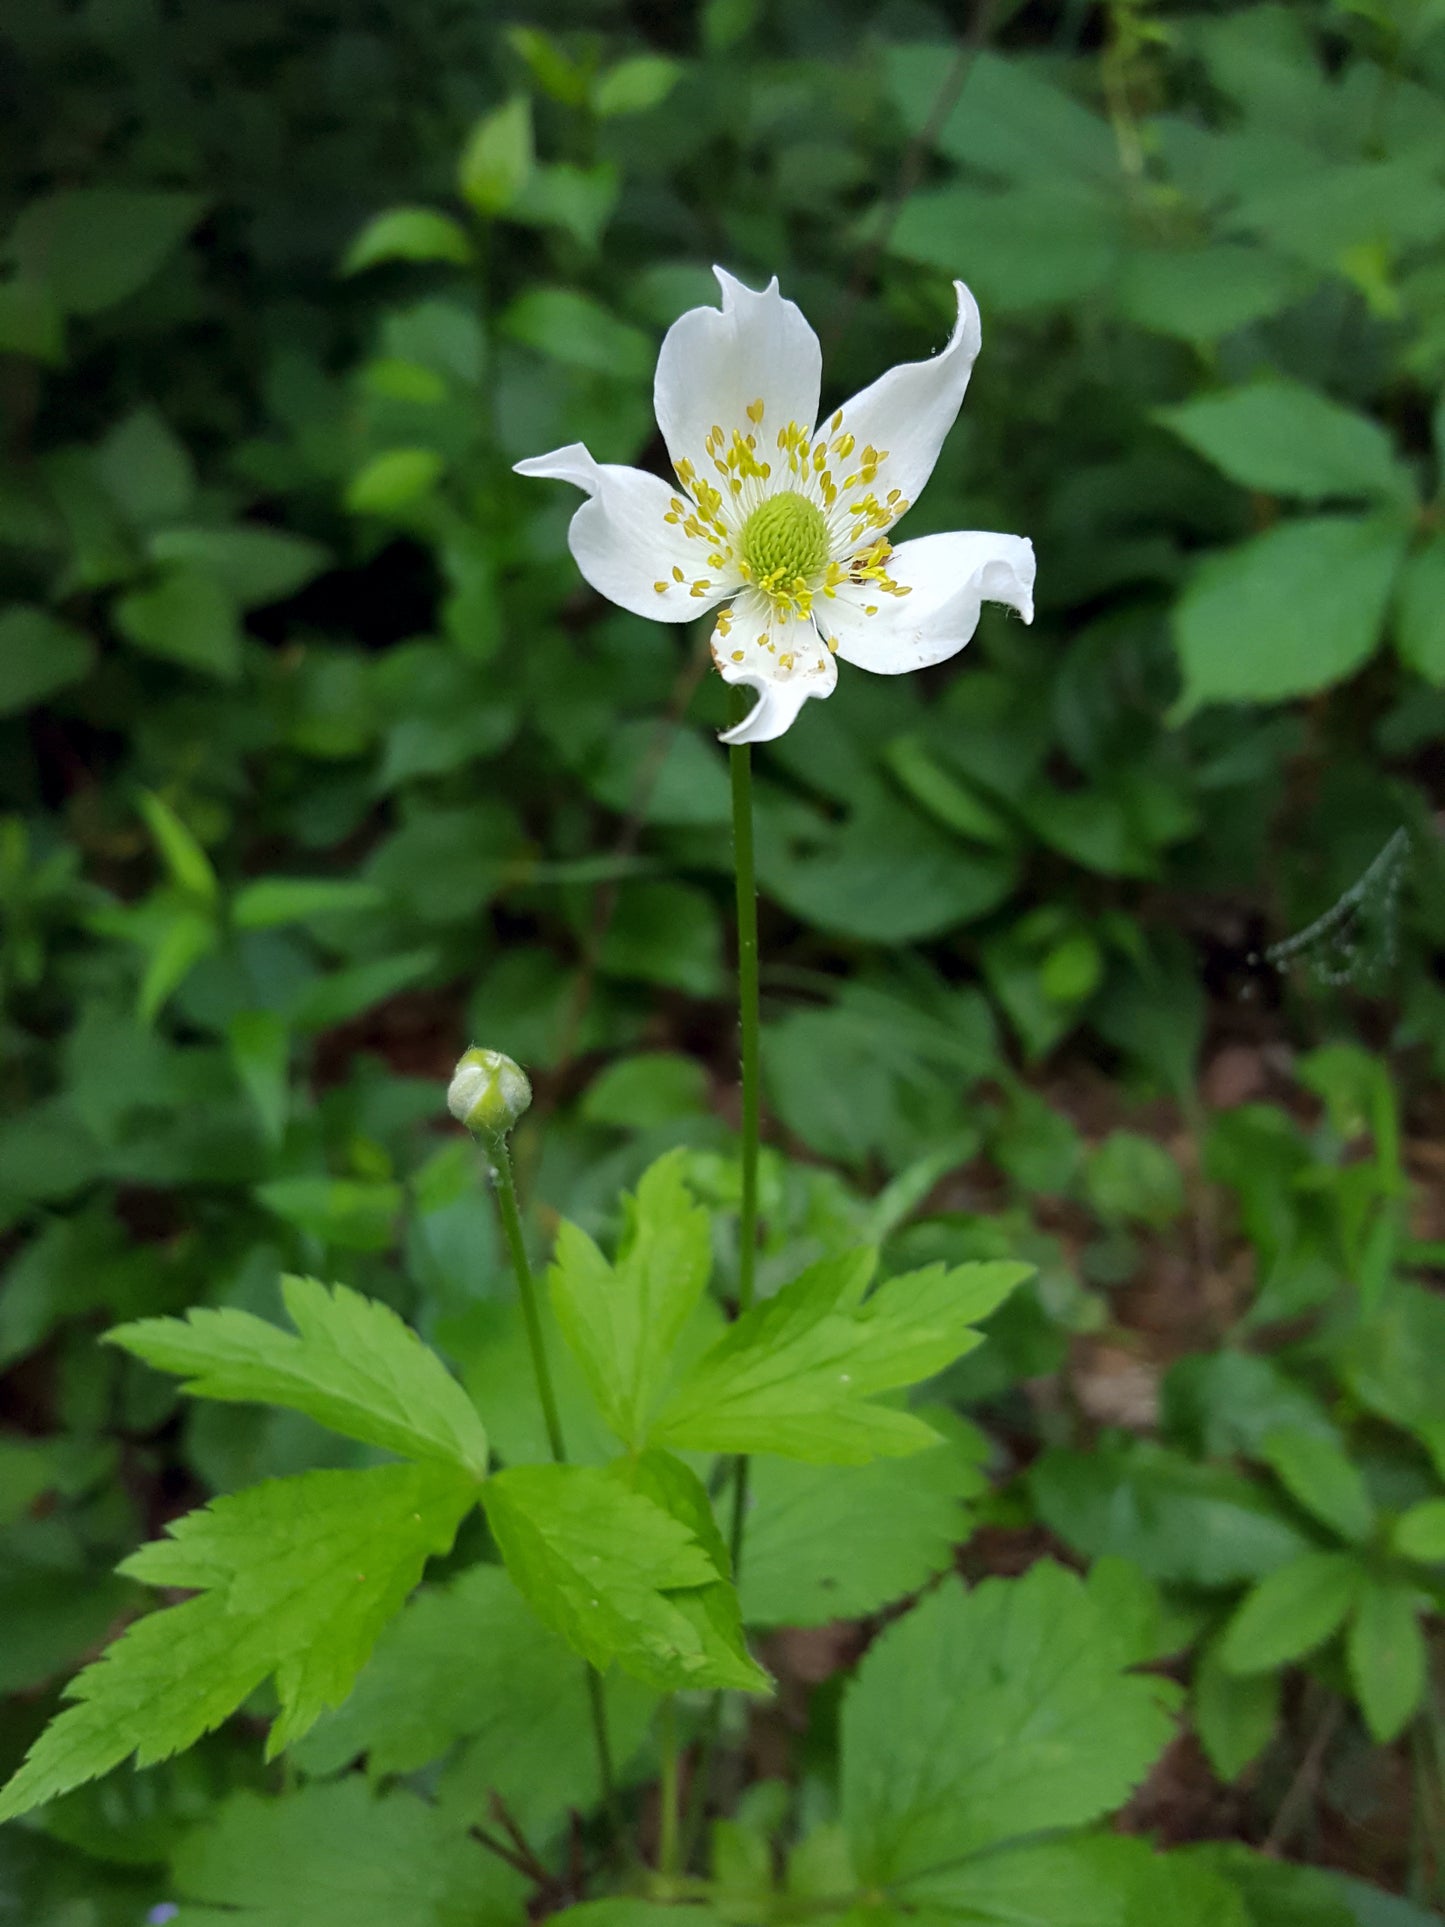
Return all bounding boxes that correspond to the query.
[485,1133,619,1833]
[679,690,764,1871]
[727,695,761,1321]
[727,690,762,1586]
[488,1134,566,1464]
[657,1697,681,1883]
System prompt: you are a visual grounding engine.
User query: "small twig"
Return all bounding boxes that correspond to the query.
[470,1821,543,1882]
[825,0,998,359]
[1262,1695,1342,1858]
[488,1790,554,1886]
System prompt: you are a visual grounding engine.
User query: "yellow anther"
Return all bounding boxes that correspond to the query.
[654,582,668,594]
[835,432,854,458]
[731,649,744,661]
[672,565,685,582]
[747,398,765,424]
[831,410,843,431]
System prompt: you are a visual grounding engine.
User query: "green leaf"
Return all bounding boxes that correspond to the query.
[0,274,63,360]
[841,1562,1178,1881]
[510,161,619,252]
[458,96,534,215]
[254,1176,403,1251]
[1032,1439,1314,1585]
[500,287,654,379]
[1157,382,1411,504]
[295,1564,656,1840]
[890,182,1123,312]
[1085,1131,1185,1227]
[148,527,329,608]
[1208,1846,1445,1927]
[1193,1635,1280,1781]
[345,448,445,515]
[1116,246,1296,344]
[481,1461,766,1693]
[1218,1550,1363,1674]
[9,188,205,315]
[891,46,1116,184]
[106,1274,489,1478]
[96,409,196,524]
[613,1448,769,1694]
[652,1253,1027,1464]
[0,1463,476,1820]
[598,880,722,997]
[548,1150,711,1447]
[1393,1499,1445,1563]
[1394,536,1445,684]
[741,1415,987,1626]
[1259,1427,1375,1544]
[0,606,95,715]
[758,787,1015,943]
[1348,1582,1427,1742]
[115,567,244,680]
[580,1054,710,1129]
[137,907,218,1024]
[231,876,385,929]
[585,720,732,826]
[593,55,683,117]
[169,1780,524,1927]
[227,1010,290,1145]
[137,790,218,902]
[343,206,475,273]
[1174,513,1410,711]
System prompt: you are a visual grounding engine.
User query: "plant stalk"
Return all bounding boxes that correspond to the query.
[728,704,762,1322]
[657,1696,682,1884]
[485,1133,619,1830]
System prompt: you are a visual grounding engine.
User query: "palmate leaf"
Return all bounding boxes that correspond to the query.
[651,1252,1027,1464]
[0,1463,477,1822]
[548,1150,711,1448]
[741,1415,988,1627]
[482,1461,767,1694]
[168,1779,524,1927]
[841,1561,1179,1887]
[107,1274,488,1477]
[296,1564,657,1841]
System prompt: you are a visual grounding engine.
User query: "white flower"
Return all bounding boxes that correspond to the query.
[515,270,1035,745]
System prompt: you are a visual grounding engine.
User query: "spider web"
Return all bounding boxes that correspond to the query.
[1252,827,1412,989]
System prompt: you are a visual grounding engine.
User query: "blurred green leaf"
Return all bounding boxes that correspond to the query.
[343,207,474,273]
[1159,381,1412,504]
[501,287,654,378]
[0,606,94,714]
[457,97,534,215]
[1174,513,1410,710]
[8,188,205,315]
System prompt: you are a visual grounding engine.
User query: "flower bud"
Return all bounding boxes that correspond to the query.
[447,1046,532,1138]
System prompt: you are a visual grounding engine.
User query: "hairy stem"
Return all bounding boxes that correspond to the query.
[486,1133,619,1830]
[728,703,761,1322]
[489,1135,567,1463]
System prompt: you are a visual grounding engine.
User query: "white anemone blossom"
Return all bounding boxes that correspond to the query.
[515,270,1035,746]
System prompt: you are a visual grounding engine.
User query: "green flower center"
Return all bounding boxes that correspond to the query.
[740,490,830,591]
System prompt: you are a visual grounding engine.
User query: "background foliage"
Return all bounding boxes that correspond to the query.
[3,0,1445,1920]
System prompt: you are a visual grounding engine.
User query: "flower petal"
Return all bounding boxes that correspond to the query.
[710,590,837,745]
[514,443,738,621]
[823,530,1035,674]
[821,282,982,540]
[654,269,823,494]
